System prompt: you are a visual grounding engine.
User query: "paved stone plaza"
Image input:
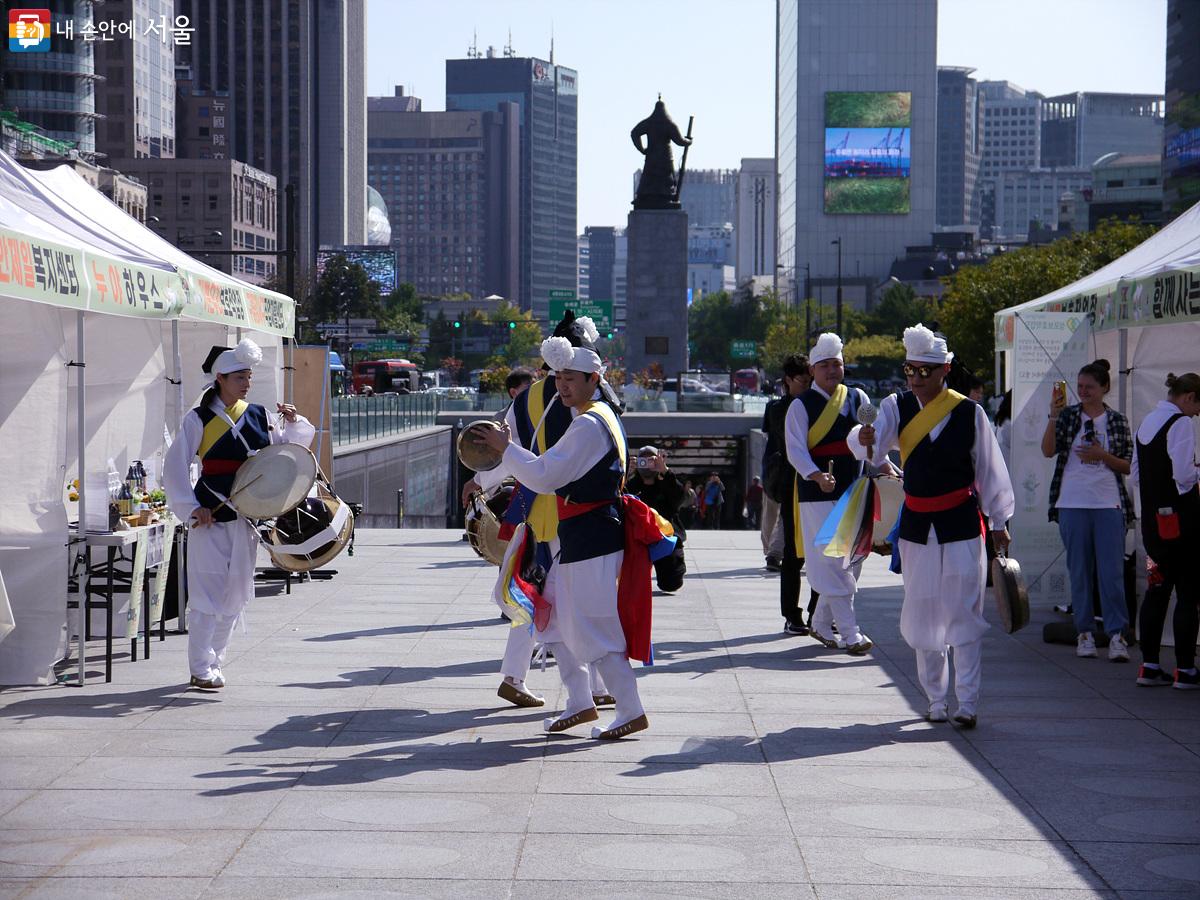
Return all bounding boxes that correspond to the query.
[1,529,1198,899]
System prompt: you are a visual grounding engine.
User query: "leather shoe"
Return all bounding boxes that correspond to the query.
[953,711,978,729]
[544,707,599,733]
[497,681,545,708]
[592,713,650,740]
[591,693,616,707]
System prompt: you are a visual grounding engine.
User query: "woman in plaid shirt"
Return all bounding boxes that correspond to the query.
[1040,360,1135,662]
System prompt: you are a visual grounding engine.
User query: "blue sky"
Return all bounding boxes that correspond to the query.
[368,0,1167,229]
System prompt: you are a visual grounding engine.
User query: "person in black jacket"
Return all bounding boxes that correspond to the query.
[626,446,687,592]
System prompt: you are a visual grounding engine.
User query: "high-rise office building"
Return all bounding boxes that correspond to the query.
[584,226,617,303]
[367,91,519,301]
[447,54,578,322]
[936,67,981,227]
[174,0,367,271]
[1042,92,1164,169]
[577,233,590,301]
[992,166,1091,241]
[736,158,776,284]
[93,0,176,160]
[776,0,937,308]
[1,2,102,160]
[1164,0,1200,220]
[977,81,1043,183]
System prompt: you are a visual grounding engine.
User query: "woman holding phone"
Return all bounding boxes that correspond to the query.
[1041,359,1135,661]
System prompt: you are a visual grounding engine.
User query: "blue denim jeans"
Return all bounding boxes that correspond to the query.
[1057,507,1128,636]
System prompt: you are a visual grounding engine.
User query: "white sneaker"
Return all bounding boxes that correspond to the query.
[1076,633,1098,658]
[209,669,226,687]
[1108,633,1130,662]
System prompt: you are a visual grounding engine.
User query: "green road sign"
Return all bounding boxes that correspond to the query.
[548,298,613,331]
[730,339,757,360]
[368,340,409,352]
[548,288,577,300]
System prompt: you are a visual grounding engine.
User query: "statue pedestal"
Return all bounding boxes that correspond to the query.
[625,208,689,385]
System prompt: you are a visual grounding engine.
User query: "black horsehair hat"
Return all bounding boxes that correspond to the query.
[201,345,227,375]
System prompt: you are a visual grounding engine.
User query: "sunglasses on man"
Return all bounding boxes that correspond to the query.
[902,362,942,379]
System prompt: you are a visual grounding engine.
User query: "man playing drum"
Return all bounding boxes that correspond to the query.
[785,333,873,653]
[163,339,315,690]
[478,333,649,739]
[463,313,614,710]
[850,324,1013,727]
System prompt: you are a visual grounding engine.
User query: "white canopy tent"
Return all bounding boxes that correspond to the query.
[995,199,1200,422]
[0,149,295,685]
[995,202,1200,645]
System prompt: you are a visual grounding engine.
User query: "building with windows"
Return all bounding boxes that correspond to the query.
[367,92,519,302]
[775,0,937,308]
[735,158,776,284]
[583,226,617,304]
[1164,0,1200,220]
[117,157,277,283]
[446,53,578,322]
[936,67,982,227]
[1041,92,1164,169]
[93,0,176,160]
[576,232,590,301]
[174,0,366,271]
[992,166,1092,241]
[1087,152,1163,230]
[977,81,1043,183]
[1,1,103,160]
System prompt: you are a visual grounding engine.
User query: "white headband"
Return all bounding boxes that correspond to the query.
[541,336,605,375]
[809,332,844,365]
[212,338,263,374]
[902,323,954,364]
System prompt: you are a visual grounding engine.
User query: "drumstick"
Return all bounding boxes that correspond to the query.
[197,471,266,523]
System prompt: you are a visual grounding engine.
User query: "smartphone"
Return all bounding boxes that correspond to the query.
[1052,381,1067,406]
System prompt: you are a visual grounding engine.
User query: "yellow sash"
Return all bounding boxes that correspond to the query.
[580,400,628,487]
[197,400,248,459]
[524,379,559,542]
[899,388,967,466]
[808,383,847,448]
[791,383,847,557]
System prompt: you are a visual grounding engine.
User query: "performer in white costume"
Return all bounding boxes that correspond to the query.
[163,339,315,689]
[479,335,649,739]
[851,324,1014,727]
[465,314,614,710]
[784,333,873,653]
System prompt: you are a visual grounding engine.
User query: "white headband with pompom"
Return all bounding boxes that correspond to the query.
[541,336,604,374]
[902,323,953,364]
[213,338,263,375]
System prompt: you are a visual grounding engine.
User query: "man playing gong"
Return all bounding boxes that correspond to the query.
[479,334,649,739]
[850,324,1013,728]
[784,332,874,653]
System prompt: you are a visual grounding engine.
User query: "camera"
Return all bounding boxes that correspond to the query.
[636,457,650,469]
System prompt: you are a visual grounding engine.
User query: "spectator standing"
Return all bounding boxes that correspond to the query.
[702,473,725,529]
[762,356,813,569]
[745,477,764,529]
[1131,372,1200,689]
[680,480,698,530]
[1041,360,1134,662]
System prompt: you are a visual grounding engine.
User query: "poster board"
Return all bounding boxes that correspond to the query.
[292,345,334,482]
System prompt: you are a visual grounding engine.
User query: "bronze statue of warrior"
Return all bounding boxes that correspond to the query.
[631,99,693,210]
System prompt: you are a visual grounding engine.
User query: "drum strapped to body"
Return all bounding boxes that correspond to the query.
[871,475,904,555]
[227,443,318,519]
[457,420,506,472]
[266,472,356,572]
[466,480,515,566]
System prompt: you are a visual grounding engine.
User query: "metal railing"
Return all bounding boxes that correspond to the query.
[331,393,440,446]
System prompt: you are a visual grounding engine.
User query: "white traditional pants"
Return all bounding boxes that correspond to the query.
[916,637,983,715]
[500,624,537,682]
[800,500,864,643]
[188,610,239,679]
[897,531,989,651]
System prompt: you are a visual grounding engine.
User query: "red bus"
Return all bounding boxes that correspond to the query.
[351,359,419,394]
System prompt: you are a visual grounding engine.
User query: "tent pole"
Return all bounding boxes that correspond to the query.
[171,320,184,434]
[994,350,1002,397]
[1118,327,1128,416]
[75,311,87,686]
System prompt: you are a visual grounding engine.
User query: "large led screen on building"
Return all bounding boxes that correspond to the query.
[316,246,398,293]
[824,91,911,214]
[1165,94,1200,218]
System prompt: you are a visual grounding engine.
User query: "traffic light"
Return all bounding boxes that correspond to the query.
[453,319,462,329]
[508,320,517,329]
[606,331,614,340]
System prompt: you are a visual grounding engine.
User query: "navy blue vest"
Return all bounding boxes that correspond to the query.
[557,404,626,564]
[512,375,572,450]
[193,403,272,523]
[896,391,981,544]
[796,387,864,503]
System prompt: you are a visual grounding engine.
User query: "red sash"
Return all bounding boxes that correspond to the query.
[810,440,851,457]
[556,497,613,520]
[904,486,974,513]
[201,459,243,475]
